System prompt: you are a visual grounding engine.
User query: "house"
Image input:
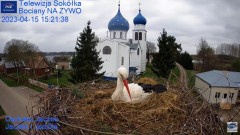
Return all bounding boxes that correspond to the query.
[96,3,147,79]
[2,60,26,74]
[0,59,5,72]
[23,53,54,76]
[53,56,71,70]
[195,70,240,104]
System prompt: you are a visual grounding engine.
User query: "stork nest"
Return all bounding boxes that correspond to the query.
[32,78,225,135]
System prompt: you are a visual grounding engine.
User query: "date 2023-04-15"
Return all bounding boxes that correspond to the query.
[1,16,69,23]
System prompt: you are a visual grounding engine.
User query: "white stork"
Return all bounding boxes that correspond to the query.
[111,67,151,102]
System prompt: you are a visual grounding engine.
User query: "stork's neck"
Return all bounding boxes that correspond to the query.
[111,76,124,101]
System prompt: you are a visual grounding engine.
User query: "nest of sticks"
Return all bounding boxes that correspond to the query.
[30,78,225,135]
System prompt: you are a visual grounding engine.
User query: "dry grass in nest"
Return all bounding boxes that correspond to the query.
[64,87,185,134]
[136,77,158,85]
[34,79,224,135]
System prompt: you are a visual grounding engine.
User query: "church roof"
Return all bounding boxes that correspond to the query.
[126,43,139,50]
[108,4,129,31]
[133,10,147,25]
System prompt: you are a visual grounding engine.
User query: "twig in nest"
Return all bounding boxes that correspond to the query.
[168,101,187,113]
[58,120,118,135]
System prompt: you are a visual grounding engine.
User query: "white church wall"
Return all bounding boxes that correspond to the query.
[109,31,128,43]
[118,44,130,75]
[139,40,147,72]
[97,39,118,78]
[134,24,146,30]
[129,49,142,74]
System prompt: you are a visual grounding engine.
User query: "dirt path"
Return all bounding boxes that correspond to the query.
[0,80,40,135]
[176,63,188,88]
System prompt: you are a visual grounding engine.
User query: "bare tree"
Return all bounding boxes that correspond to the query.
[197,38,216,71]
[216,43,240,58]
[4,39,39,81]
[146,41,156,64]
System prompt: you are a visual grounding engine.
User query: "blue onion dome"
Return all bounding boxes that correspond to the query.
[108,4,129,31]
[133,10,147,25]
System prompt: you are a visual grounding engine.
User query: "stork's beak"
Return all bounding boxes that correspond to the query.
[123,79,132,101]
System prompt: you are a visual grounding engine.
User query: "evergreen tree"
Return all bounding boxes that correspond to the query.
[177,51,193,70]
[152,29,182,79]
[70,21,104,83]
[231,59,240,72]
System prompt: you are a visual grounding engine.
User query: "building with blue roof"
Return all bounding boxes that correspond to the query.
[97,2,148,79]
[195,70,240,104]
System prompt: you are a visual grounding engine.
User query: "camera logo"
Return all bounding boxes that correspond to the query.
[227,122,238,133]
[1,1,17,13]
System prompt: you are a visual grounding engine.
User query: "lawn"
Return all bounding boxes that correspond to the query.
[0,106,20,135]
[141,64,158,79]
[0,73,43,92]
[186,70,196,89]
[39,70,71,86]
[0,74,22,87]
[141,64,180,83]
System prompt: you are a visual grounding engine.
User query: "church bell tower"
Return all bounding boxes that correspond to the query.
[132,4,147,72]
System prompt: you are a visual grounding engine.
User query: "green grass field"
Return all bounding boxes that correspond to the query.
[141,64,180,84]
[0,74,22,87]
[186,70,196,89]
[39,70,71,86]
[0,73,43,92]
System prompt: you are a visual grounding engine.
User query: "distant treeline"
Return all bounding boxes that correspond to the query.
[0,52,75,58]
[216,43,240,58]
[42,52,74,56]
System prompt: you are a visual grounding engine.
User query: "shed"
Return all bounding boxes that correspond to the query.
[195,70,240,104]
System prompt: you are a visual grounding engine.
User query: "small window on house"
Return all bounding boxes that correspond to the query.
[229,93,234,98]
[120,32,123,39]
[215,92,220,98]
[135,32,138,40]
[103,46,112,54]
[137,48,140,55]
[223,93,227,99]
[121,57,124,65]
[139,32,142,40]
[113,32,116,38]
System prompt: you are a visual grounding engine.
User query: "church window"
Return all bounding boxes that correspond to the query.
[139,32,142,40]
[121,57,124,65]
[120,32,123,39]
[135,32,138,40]
[137,48,140,55]
[113,32,116,38]
[145,33,147,41]
[125,33,127,39]
[103,46,112,54]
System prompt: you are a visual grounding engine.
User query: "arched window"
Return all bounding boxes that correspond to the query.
[139,32,142,40]
[125,33,127,39]
[120,32,123,39]
[113,32,116,38]
[145,33,147,41]
[137,48,140,55]
[103,46,112,54]
[135,32,138,40]
[121,57,124,65]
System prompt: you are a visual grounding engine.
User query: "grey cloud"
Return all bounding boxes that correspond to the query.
[1,0,240,54]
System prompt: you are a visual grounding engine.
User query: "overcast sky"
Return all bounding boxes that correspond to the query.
[0,0,240,54]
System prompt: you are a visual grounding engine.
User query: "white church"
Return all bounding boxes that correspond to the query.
[97,3,148,80]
